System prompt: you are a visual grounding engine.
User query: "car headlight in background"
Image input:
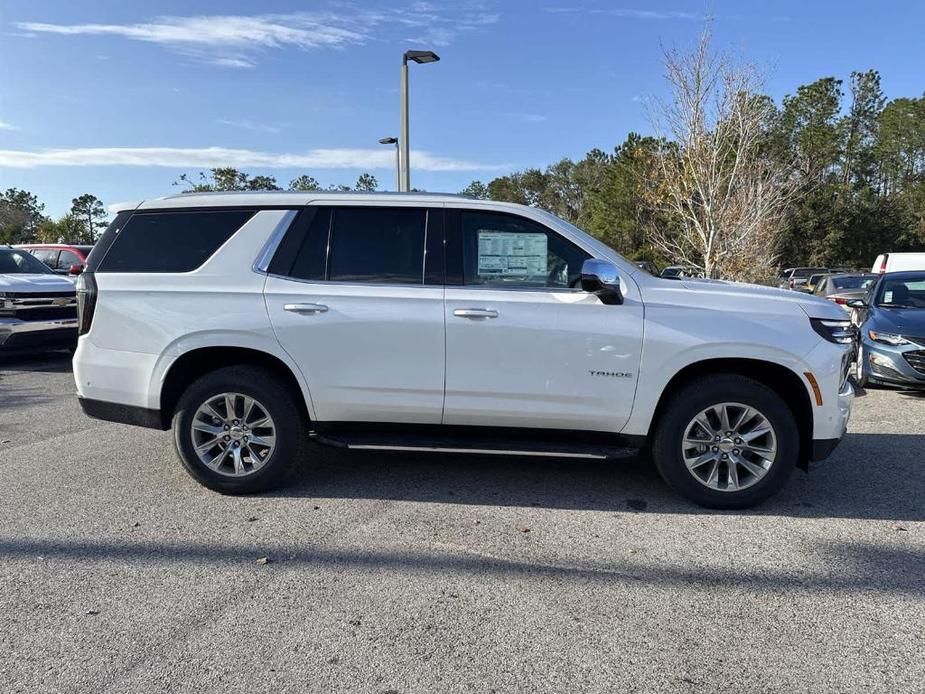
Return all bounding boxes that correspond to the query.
[868,330,910,346]
[810,318,855,345]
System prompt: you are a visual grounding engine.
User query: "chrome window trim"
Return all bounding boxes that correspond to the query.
[263,272,443,290]
[252,209,299,274]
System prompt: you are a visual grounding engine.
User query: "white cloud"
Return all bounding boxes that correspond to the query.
[0,120,17,130]
[545,7,699,20]
[216,119,284,134]
[15,5,500,67]
[0,146,506,172]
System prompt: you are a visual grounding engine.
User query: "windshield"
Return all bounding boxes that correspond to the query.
[831,274,877,290]
[875,275,925,309]
[0,249,55,274]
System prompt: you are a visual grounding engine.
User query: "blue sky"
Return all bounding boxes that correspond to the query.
[1,0,924,217]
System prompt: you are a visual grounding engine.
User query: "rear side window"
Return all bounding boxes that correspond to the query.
[270,206,430,285]
[328,208,426,284]
[97,209,255,273]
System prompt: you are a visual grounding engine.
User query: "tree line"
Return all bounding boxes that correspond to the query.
[460,39,924,278]
[0,171,380,245]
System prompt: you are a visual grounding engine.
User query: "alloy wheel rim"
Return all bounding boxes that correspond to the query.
[681,402,777,492]
[190,392,277,477]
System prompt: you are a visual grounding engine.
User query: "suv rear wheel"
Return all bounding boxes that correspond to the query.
[651,374,799,509]
[172,366,305,493]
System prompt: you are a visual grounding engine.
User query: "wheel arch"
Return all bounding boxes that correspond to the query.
[158,346,311,429]
[647,358,814,469]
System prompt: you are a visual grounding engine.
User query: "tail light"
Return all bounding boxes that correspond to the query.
[75,271,97,336]
[878,255,888,273]
[833,297,847,305]
[788,278,795,288]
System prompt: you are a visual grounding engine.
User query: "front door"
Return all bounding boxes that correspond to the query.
[265,205,446,424]
[442,209,644,433]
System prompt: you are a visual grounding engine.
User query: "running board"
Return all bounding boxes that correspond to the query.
[311,431,638,460]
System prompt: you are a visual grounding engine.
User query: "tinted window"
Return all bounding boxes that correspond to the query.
[267,207,330,281]
[57,250,82,270]
[98,210,255,273]
[456,211,589,288]
[327,208,426,284]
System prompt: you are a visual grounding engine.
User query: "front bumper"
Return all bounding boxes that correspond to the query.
[864,341,925,388]
[810,377,852,461]
[0,316,78,351]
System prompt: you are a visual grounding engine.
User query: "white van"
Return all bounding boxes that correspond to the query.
[871,253,925,274]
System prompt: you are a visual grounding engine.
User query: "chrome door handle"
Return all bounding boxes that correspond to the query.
[283,303,328,314]
[453,308,499,319]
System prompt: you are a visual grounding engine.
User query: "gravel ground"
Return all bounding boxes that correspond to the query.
[1,352,923,693]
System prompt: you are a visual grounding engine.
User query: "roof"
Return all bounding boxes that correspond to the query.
[112,190,479,213]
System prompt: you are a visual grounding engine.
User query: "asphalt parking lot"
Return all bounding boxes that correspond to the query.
[1,353,924,693]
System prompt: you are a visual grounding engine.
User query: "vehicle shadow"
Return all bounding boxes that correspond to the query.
[0,351,73,374]
[273,432,925,522]
[0,535,921,598]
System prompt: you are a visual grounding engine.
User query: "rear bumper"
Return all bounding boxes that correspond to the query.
[78,397,166,430]
[0,317,77,351]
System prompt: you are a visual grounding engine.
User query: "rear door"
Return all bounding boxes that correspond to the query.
[264,205,446,424]
[442,208,644,433]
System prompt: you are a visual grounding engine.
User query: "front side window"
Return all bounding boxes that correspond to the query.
[97,209,256,273]
[57,250,82,270]
[457,211,590,289]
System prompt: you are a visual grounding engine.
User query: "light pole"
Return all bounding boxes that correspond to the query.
[378,136,399,191]
[400,49,440,192]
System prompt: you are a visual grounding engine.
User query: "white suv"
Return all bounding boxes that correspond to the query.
[74,192,854,508]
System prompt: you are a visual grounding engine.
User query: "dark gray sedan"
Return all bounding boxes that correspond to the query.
[812,273,878,307]
[851,271,925,388]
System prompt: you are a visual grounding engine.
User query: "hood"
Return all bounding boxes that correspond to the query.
[674,277,847,320]
[868,306,925,335]
[0,273,76,292]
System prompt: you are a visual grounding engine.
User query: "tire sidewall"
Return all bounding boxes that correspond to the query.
[173,367,302,494]
[652,376,799,509]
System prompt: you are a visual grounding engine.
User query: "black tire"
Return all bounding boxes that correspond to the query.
[651,374,799,509]
[172,365,306,494]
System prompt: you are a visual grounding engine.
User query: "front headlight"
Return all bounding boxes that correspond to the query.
[810,318,854,345]
[868,330,910,346]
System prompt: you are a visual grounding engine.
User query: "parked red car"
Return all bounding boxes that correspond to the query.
[15,244,94,277]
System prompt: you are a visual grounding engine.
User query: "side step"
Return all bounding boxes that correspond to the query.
[311,431,639,460]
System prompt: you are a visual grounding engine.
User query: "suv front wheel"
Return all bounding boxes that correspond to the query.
[172,366,305,493]
[651,374,799,509]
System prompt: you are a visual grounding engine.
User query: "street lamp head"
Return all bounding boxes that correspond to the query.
[404,50,440,64]
[378,136,398,145]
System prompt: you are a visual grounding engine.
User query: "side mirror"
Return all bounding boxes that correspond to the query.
[846,299,866,309]
[580,259,623,305]
[68,264,84,275]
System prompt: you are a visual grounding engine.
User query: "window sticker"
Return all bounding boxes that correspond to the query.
[477,231,547,280]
